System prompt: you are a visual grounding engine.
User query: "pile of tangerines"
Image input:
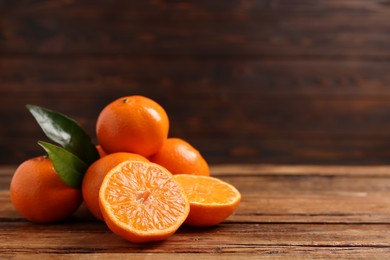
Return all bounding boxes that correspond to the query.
[10,95,241,243]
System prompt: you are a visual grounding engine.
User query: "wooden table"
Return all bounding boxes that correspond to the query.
[2,164,390,259]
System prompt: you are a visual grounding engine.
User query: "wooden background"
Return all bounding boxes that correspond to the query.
[2,0,390,165]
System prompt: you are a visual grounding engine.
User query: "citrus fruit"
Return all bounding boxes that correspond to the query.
[174,174,241,226]
[99,160,190,243]
[82,152,149,220]
[9,156,82,223]
[96,95,169,157]
[150,138,209,176]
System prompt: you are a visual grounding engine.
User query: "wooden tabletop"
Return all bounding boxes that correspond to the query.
[2,164,390,259]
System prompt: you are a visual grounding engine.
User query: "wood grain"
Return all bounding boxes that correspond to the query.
[1,164,390,258]
[3,58,390,164]
[2,251,390,260]
[2,0,390,165]
[1,222,390,252]
[1,0,390,57]
[2,0,390,257]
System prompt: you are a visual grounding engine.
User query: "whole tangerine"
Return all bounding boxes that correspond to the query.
[10,156,82,223]
[150,138,210,176]
[96,96,169,157]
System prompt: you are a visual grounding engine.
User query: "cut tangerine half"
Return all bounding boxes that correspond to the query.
[99,161,189,243]
[174,174,241,226]
[82,152,149,221]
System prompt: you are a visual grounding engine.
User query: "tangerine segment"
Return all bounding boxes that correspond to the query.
[174,174,241,227]
[99,161,189,243]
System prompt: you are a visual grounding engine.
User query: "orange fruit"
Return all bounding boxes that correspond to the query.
[174,174,241,226]
[96,95,169,157]
[99,160,190,243]
[150,138,209,176]
[9,156,82,223]
[82,152,149,221]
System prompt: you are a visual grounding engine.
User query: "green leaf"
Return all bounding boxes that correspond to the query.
[38,141,88,188]
[27,104,99,164]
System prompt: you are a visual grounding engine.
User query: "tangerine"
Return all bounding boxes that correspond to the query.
[174,174,241,226]
[99,161,189,243]
[82,152,149,220]
[150,138,209,176]
[96,96,169,157]
[10,156,82,223]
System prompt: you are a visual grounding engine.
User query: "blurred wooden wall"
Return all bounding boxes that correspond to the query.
[2,0,390,165]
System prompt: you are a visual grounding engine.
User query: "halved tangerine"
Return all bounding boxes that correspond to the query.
[82,152,149,221]
[174,174,241,226]
[99,161,189,243]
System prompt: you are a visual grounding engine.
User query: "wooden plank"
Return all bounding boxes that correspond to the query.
[235,194,390,223]
[201,138,390,165]
[2,250,390,260]
[1,0,390,56]
[3,58,390,96]
[1,221,390,253]
[1,0,385,13]
[212,164,390,177]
